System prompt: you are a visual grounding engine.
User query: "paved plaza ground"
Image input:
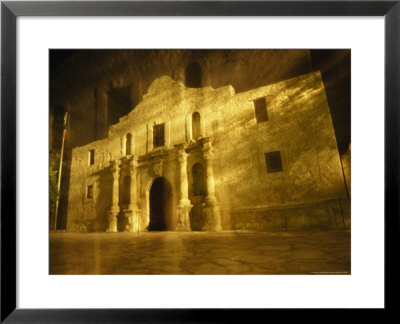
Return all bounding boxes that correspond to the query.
[49,230,350,275]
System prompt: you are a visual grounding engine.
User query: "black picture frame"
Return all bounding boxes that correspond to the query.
[1,0,399,322]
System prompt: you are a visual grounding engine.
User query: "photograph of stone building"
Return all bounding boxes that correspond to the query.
[50,50,350,274]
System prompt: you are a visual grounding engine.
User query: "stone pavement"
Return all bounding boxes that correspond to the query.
[49,230,350,275]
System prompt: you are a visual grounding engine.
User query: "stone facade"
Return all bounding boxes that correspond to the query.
[67,71,349,232]
[50,50,313,150]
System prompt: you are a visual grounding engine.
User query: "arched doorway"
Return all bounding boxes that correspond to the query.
[149,177,172,231]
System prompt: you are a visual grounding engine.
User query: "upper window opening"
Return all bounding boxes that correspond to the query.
[153,123,165,148]
[192,112,201,140]
[87,185,93,199]
[185,62,202,88]
[89,149,95,165]
[265,151,283,173]
[126,133,132,155]
[254,97,268,123]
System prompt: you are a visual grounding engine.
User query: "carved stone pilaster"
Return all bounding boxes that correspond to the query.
[177,148,190,205]
[202,141,222,231]
[203,204,222,231]
[176,146,192,231]
[107,207,119,233]
[176,205,192,231]
[124,156,140,232]
[124,209,141,233]
[107,161,120,232]
[128,157,139,211]
[202,142,217,203]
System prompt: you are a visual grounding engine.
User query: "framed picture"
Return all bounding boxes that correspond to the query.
[1,0,398,322]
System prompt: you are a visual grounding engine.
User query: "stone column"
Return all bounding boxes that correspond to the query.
[202,142,222,231]
[176,147,192,231]
[107,161,120,232]
[125,157,140,232]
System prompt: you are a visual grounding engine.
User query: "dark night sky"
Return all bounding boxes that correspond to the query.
[50,49,76,74]
[310,49,350,154]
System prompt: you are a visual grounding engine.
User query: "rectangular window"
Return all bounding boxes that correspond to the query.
[253,97,268,123]
[153,123,165,148]
[265,151,283,173]
[87,185,93,199]
[89,149,95,165]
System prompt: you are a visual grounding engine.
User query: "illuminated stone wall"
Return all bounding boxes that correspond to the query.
[67,71,349,231]
[210,72,349,229]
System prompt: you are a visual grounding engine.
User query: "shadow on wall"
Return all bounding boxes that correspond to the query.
[89,168,113,232]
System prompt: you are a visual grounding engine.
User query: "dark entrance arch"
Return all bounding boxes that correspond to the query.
[149,177,172,231]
